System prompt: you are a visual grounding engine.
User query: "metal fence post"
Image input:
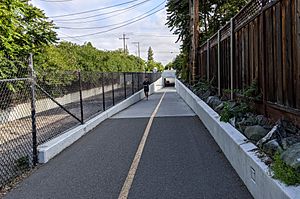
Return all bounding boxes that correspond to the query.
[207,39,210,82]
[78,71,84,124]
[137,73,140,90]
[101,73,106,111]
[230,18,235,100]
[29,53,38,166]
[217,30,221,96]
[132,72,134,94]
[112,73,115,106]
[124,73,127,99]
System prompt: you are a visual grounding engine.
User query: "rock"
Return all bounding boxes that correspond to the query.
[240,114,258,127]
[282,120,299,135]
[262,139,283,156]
[282,137,300,150]
[281,143,300,170]
[256,115,269,126]
[244,125,268,142]
[229,117,236,127]
[257,124,287,148]
[215,102,224,113]
[200,90,211,101]
[206,96,222,109]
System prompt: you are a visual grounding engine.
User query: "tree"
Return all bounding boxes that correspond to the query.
[147,47,154,62]
[165,0,248,80]
[0,0,57,79]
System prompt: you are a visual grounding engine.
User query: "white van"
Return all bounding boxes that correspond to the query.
[162,70,176,87]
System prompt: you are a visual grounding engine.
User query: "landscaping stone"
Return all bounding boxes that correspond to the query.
[282,137,300,150]
[200,90,211,100]
[244,125,268,142]
[206,96,222,109]
[215,102,224,113]
[282,120,299,135]
[280,143,300,170]
[256,115,269,126]
[257,124,287,148]
[240,114,258,126]
[229,117,236,127]
[262,139,283,156]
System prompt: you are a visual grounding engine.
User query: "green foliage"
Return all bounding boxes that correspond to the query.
[243,80,262,101]
[35,42,146,74]
[220,102,233,122]
[147,46,154,62]
[16,155,30,170]
[0,0,57,79]
[272,153,300,186]
[166,0,248,80]
[168,52,188,79]
[220,102,251,122]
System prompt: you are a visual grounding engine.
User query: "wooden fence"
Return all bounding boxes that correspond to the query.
[197,0,300,124]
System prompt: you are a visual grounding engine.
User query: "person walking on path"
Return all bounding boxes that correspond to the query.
[143,76,150,100]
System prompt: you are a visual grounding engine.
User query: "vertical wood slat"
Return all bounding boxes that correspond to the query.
[207,40,210,81]
[282,0,294,107]
[259,11,267,115]
[249,22,254,82]
[282,1,288,106]
[274,3,283,105]
[265,8,275,102]
[235,32,239,90]
[253,18,259,81]
[291,0,298,109]
[295,0,300,109]
[285,0,294,107]
[245,25,249,87]
[231,18,235,99]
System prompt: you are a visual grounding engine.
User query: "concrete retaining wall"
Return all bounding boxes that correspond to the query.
[175,79,300,199]
[38,77,163,164]
[0,84,120,124]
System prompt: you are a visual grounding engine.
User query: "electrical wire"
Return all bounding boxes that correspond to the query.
[58,1,165,29]
[50,0,141,18]
[53,0,151,22]
[53,0,151,23]
[56,30,85,43]
[60,7,165,38]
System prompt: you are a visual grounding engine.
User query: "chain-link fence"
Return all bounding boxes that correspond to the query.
[0,70,161,189]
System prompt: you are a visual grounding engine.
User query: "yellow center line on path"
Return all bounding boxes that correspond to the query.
[118,92,166,199]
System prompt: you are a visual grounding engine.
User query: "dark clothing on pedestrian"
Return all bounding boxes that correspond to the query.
[143,80,150,92]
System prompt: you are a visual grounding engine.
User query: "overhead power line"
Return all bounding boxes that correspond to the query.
[60,7,165,38]
[56,30,84,43]
[53,0,151,22]
[58,1,165,29]
[50,0,140,18]
[133,34,177,37]
[54,0,151,23]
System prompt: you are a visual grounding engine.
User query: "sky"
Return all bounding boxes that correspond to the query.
[29,0,181,65]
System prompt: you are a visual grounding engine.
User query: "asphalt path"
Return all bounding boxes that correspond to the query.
[4,88,253,199]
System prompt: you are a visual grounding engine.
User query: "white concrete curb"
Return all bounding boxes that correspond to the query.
[38,77,163,164]
[175,79,300,199]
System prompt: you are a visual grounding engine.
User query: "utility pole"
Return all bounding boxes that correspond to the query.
[189,0,199,84]
[132,42,140,58]
[132,41,142,71]
[119,33,129,54]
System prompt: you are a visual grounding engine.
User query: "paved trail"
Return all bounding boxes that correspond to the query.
[4,88,253,199]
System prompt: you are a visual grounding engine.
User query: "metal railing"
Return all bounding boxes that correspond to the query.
[0,66,161,189]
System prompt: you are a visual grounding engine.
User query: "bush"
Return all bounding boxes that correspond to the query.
[272,153,300,185]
